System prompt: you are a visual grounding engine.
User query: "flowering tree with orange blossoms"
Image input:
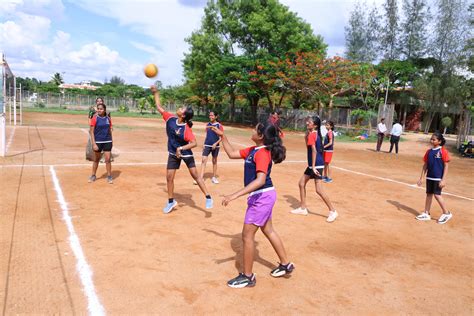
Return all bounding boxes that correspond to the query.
[271,52,325,109]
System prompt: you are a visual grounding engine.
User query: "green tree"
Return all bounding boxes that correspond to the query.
[400,0,430,59]
[50,72,64,86]
[381,0,400,60]
[431,0,470,71]
[345,2,380,63]
[109,76,125,85]
[344,2,367,62]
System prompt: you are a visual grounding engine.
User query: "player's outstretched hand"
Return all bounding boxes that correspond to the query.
[221,194,234,206]
[209,126,224,136]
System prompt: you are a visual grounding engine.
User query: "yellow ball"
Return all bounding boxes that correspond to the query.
[144,63,158,78]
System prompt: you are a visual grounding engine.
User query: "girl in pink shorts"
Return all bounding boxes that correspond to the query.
[210,122,294,288]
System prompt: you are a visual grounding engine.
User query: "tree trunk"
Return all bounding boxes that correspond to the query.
[229,92,236,122]
[456,107,471,147]
[423,111,435,134]
[327,94,335,119]
[292,93,302,109]
[402,104,407,131]
[250,95,259,125]
[266,92,274,111]
[277,91,286,107]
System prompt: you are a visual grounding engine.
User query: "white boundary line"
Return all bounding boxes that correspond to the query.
[6,126,16,152]
[332,166,474,202]
[3,161,471,202]
[49,166,105,316]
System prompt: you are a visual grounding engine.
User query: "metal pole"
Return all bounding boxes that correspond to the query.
[8,82,11,124]
[13,77,16,125]
[19,83,22,125]
[1,56,5,156]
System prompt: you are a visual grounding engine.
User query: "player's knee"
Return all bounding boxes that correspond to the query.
[315,186,323,195]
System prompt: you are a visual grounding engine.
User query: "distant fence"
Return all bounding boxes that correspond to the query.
[20,90,138,110]
[22,90,378,131]
[190,105,378,132]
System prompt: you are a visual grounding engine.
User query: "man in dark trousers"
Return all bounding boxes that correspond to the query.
[376,118,387,151]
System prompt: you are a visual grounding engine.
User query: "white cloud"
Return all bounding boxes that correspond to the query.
[130,41,161,56]
[73,0,204,85]
[0,1,146,85]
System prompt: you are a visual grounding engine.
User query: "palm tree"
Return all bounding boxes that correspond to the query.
[51,72,64,86]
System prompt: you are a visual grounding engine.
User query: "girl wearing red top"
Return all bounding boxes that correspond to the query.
[416,132,452,224]
[290,116,338,222]
[210,122,294,288]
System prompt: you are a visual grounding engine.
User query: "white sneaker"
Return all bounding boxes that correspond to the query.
[327,210,338,223]
[290,207,308,215]
[211,177,219,184]
[416,212,431,221]
[437,212,452,224]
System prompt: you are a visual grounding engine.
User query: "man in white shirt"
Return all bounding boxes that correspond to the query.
[321,120,328,137]
[389,120,403,154]
[376,118,387,151]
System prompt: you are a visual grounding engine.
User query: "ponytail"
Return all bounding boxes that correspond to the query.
[433,131,446,146]
[184,107,194,128]
[257,122,286,164]
[312,116,323,153]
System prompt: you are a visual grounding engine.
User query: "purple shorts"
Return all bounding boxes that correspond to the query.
[244,188,276,227]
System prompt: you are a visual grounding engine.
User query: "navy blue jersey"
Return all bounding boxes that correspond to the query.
[240,146,273,192]
[163,112,194,157]
[90,115,112,143]
[424,147,450,181]
[324,130,334,152]
[306,131,324,168]
[204,122,223,147]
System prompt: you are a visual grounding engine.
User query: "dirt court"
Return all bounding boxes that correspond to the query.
[1,112,472,315]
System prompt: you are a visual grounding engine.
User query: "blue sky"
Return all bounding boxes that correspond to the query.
[0,0,385,87]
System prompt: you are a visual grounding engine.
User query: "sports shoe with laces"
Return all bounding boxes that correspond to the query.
[107,175,113,184]
[211,177,219,184]
[437,212,452,224]
[163,200,178,214]
[227,273,256,288]
[205,198,213,209]
[290,207,308,215]
[415,212,431,221]
[325,177,333,183]
[88,175,96,183]
[270,262,295,277]
[327,210,338,223]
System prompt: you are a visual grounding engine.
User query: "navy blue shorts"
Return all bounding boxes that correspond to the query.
[94,142,113,152]
[304,167,323,180]
[426,179,442,195]
[202,146,220,158]
[167,154,196,170]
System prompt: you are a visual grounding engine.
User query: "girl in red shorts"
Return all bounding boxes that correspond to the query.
[323,121,334,183]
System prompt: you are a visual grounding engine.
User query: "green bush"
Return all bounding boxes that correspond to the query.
[34,101,46,108]
[118,104,129,113]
